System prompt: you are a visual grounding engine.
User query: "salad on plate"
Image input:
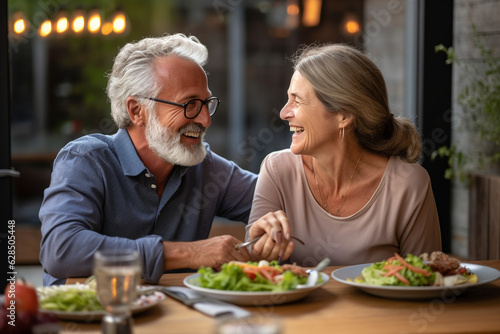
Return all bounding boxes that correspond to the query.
[37,283,104,312]
[36,278,165,320]
[352,252,478,287]
[196,260,319,292]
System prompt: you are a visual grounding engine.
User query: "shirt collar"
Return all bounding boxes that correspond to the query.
[113,128,147,176]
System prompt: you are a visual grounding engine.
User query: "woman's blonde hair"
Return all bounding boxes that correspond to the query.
[292,43,422,163]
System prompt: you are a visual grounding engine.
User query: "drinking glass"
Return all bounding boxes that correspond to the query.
[93,249,142,334]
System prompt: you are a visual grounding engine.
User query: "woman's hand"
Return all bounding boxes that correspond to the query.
[247,210,295,261]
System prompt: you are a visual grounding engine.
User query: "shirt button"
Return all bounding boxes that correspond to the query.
[145,173,151,178]
[151,184,157,189]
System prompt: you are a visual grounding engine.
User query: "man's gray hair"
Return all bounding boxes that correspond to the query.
[106,33,208,128]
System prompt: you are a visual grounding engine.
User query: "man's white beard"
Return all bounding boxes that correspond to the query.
[145,112,207,166]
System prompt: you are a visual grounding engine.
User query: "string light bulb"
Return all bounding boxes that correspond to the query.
[112,12,127,34]
[14,19,26,34]
[39,20,52,37]
[15,20,26,34]
[72,10,85,33]
[56,15,69,34]
[13,12,28,34]
[88,10,101,33]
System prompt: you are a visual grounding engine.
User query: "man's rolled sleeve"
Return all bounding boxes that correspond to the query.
[136,235,165,284]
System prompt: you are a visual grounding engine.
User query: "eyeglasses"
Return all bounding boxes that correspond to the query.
[146,96,220,119]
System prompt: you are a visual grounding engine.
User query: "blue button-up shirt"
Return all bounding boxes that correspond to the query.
[39,129,257,285]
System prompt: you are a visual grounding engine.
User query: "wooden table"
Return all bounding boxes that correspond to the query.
[63,260,500,334]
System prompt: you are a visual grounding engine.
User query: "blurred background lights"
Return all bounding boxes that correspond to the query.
[112,13,126,33]
[39,20,52,37]
[342,13,360,35]
[345,19,360,34]
[287,3,299,16]
[88,11,101,33]
[13,12,28,34]
[101,22,113,35]
[8,7,128,38]
[13,18,26,34]
[72,11,85,33]
[56,16,69,33]
[302,0,322,27]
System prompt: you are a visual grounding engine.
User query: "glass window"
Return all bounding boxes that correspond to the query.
[8,0,374,225]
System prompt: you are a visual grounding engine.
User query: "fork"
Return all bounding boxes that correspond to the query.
[235,234,305,249]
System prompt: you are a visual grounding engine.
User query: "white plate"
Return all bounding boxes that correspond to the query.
[183,272,329,306]
[39,286,166,322]
[331,263,500,299]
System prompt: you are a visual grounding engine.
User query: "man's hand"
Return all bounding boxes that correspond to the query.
[163,235,254,271]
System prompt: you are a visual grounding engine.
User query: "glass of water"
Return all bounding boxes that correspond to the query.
[93,249,142,334]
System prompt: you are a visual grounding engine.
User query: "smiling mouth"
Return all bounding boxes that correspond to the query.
[290,126,304,134]
[183,131,201,138]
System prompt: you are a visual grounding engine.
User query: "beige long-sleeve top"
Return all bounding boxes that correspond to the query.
[247,149,442,267]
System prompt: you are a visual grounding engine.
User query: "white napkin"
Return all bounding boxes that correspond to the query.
[162,286,251,318]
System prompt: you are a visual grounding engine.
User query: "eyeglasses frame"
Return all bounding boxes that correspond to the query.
[145,96,220,119]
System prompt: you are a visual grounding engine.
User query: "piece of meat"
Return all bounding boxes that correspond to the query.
[281,264,308,277]
[420,251,460,275]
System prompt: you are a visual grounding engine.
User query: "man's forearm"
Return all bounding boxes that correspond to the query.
[162,241,196,271]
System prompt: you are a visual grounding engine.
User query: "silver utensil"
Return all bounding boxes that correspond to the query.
[297,258,331,289]
[235,234,305,249]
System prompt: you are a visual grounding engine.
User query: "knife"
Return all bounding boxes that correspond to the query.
[152,286,251,318]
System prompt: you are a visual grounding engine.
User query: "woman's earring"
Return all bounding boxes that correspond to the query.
[339,127,345,142]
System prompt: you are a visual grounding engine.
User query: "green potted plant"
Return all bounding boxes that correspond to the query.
[432,25,500,183]
[433,24,500,260]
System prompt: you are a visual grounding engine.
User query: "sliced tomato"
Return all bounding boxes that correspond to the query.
[242,267,259,280]
[233,262,284,282]
[258,269,275,282]
[258,266,282,275]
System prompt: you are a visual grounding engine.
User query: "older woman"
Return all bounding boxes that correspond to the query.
[246,44,442,267]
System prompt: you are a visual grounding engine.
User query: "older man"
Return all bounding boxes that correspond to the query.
[39,34,257,285]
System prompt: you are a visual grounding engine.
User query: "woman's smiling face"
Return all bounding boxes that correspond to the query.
[280,71,339,156]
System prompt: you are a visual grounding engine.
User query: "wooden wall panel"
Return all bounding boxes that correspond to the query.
[469,173,500,260]
[469,174,490,260]
[488,177,500,259]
